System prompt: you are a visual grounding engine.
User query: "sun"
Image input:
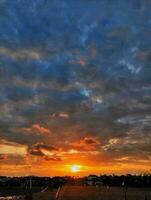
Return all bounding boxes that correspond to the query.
[70,165,81,173]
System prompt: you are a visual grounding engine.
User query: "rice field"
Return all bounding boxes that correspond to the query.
[1,186,151,200]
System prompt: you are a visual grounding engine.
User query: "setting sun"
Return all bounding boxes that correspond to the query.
[70,165,81,173]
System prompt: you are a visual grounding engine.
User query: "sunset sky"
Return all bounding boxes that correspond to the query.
[0,0,151,176]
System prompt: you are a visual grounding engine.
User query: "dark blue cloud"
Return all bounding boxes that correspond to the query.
[0,0,151,161]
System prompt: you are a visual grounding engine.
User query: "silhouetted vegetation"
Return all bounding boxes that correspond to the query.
[0,174,151,190]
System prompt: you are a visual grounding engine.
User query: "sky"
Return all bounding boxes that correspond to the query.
[0,0,151,176]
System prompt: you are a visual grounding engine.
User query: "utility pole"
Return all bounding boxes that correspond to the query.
[122,181,127,200]
[25,177,33,200]
[124,187,127,200]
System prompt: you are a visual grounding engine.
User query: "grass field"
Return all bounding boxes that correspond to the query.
[0,186,151,200]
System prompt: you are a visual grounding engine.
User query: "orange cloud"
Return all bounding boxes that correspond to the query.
[70,137,101,151]
[28,142,61,162]
[0,154,7,160]
[23,124,52,135]
[32,143,58,152]
[0,47,41,60]
[0,139,27,156]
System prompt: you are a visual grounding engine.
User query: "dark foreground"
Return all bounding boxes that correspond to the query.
[0,186,151,200]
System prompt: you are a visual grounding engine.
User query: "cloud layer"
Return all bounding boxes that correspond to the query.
[0,0,151,175]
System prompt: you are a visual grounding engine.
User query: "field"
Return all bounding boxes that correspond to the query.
[34,186,151,200]
[1,186,151,200]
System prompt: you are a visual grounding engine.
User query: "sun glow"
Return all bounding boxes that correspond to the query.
[70,165,81,173]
